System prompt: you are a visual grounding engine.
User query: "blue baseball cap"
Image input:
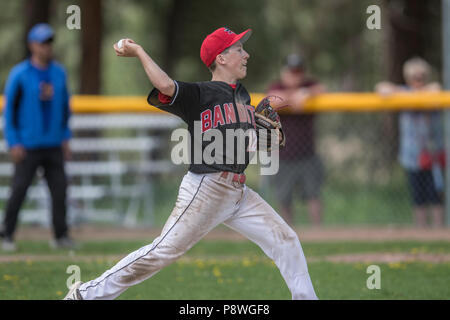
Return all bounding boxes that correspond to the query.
[28,23,54,43]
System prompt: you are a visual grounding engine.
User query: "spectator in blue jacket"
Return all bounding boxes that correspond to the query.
[0,23,75,251]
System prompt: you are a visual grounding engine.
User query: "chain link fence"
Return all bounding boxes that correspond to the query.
[259,112,413,227]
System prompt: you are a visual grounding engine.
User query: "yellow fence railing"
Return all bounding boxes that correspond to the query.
[1,92,450,113]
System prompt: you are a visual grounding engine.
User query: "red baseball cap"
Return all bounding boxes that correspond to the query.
[200,27,252,68]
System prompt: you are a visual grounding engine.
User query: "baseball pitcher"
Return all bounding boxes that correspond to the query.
[64,27,317,300]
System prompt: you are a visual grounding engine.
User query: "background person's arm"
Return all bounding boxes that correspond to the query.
[3,69,26,163]
[375,81,406,95]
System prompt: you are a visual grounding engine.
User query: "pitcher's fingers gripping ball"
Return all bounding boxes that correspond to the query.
[113,38,139,57]
[254,96,286,152]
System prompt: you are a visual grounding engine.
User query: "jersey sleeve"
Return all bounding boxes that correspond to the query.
[147,80,200,122]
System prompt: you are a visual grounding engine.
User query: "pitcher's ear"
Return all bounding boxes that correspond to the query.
[216,53,226,66]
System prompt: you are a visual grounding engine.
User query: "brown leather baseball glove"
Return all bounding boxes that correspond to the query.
[254,96,286,152]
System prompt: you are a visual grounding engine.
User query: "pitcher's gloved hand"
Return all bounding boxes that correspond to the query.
[254,96,286,152]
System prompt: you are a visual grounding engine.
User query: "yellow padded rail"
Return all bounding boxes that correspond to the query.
[1,92,450,113]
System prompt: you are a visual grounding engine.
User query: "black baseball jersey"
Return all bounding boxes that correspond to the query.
[148,80,256,174]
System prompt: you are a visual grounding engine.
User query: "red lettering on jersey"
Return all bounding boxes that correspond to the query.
[213,105,225,128]
[246,105,256,128]
[223,103,236,124]
[236,102,249,123]
[201,110,212,132]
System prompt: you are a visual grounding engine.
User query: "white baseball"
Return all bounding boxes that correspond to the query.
[117,39,125,49]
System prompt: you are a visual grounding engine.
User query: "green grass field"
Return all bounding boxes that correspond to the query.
[1,238,449,300]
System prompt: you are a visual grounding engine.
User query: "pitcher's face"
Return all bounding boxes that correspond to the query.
[222,42,250,80]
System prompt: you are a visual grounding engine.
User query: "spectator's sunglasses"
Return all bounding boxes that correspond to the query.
[42,37,54,45]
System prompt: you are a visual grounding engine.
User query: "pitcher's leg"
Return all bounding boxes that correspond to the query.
[78,215,195,300]
[224,187,317,300]
[77,173,237,300]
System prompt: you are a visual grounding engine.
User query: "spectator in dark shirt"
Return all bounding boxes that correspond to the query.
[267,54,326,226]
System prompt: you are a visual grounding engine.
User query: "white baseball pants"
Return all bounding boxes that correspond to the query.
[77,171,317,300]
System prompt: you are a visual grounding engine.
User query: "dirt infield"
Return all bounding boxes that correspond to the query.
[1,252,450,264]
[322,252,450,263]
[13,225,450,242]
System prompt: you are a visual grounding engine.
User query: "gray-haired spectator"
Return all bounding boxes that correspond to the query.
[376,57,445,228]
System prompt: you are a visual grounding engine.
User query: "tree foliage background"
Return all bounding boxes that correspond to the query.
[0,0,442,95]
